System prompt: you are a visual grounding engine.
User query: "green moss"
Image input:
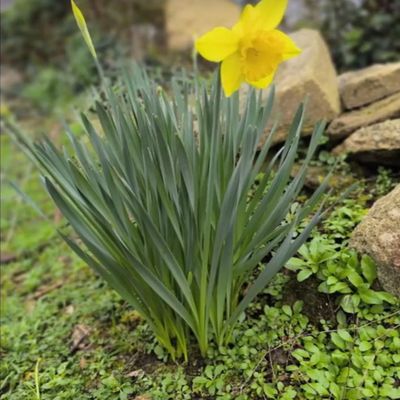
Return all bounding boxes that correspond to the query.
[1,122,399,399]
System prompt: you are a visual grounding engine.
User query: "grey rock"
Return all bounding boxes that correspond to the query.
[350,185,400,297]
[332,119,400,167]
[276,30,340,128]
[328,92,400,140]
[339,63,400,110]
[256,29,340,145]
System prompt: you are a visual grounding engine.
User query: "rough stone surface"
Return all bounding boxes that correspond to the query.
[332,119,400,167]
[339,63,400,110]
[328,92,400,140]
[262,29,340,144]
[166,0,240,51]
[332,119,400,166]
[350,185,400,297]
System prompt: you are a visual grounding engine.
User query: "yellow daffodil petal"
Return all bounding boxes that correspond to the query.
[249,71,275,89]
[195,27,239,62]
[221,52,244,96]
[276,30,302,60]
[254,0,288,31]
[199,0,297,97]
[233,4,257,36]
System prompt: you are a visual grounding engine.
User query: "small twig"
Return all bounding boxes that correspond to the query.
[267,342,276,382]
[29,281,64,300]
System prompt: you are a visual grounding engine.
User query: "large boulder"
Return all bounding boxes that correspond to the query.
[259,29,340,145]
[165,0,240,51]
[328,92,400,140]
[332,119,400,167]
[339,62,400,110]
[350,185,400,297]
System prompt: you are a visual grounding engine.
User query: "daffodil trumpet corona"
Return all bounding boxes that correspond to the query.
[195,0,301,97]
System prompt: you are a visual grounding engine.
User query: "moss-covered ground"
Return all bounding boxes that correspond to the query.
[1,110,400,399]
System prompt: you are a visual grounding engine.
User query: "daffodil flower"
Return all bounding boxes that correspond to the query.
[195,0,301,97]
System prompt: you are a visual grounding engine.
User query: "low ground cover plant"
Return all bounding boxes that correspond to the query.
[2,187,399,398]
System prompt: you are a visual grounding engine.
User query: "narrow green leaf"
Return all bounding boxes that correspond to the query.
[71,0,97,60]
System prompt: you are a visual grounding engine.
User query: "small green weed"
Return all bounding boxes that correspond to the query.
[287,236,397,317]
[373,166,397,197]
[289,312,400,399]
[323,199,367,240]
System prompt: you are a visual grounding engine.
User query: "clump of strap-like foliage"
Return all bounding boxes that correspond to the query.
[11,67,329,360]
